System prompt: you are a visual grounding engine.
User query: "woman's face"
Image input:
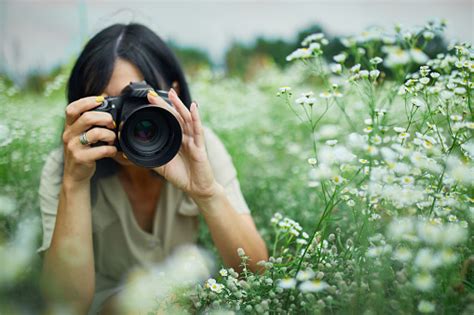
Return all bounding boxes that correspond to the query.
[102,58,144,166]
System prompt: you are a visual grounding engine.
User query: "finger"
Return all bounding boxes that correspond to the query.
[70,111,115,136]
[146,90,169,108]
[168,88,192,136]
[147,91,187,132]
[65,96,105,126]
[75,145,117,163]
[154,165,165,177]
[82,127,116,146]
[190,102,205,147]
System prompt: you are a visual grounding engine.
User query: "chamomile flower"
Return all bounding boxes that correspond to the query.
[410,48,429,64]
[392,247,412,262]
[331,175,344,185]
[296,268,316,281]
[319,91,333,99]
[307,157,318,165]
[278,278,296,289]
[298,280,329,292]
[206,278,224,293]
[400,176,414,185]
[301,33,325,46]
[330,63,342,74]
[384,46,411,67]
[333,53,347,63]
[286,48,312,61]
[411,98,425,108]
[413,273,435,291]
[363,126,373,133]
[370,69,381,79]
[419,77,430,84]
[278,86,292,95]
[414,248,442,270]
[370,57,383,65]
[418,300,435,313]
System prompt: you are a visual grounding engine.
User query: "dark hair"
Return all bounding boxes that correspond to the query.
[66,23,191,199]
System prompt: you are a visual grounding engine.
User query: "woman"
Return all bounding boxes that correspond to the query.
[37,23,268,314]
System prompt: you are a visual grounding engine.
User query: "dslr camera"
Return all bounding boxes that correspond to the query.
[89,81,182,168]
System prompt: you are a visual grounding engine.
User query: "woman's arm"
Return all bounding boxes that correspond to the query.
[40,95,117,313]
[193,184,269,274]
[147,89,269,274]
[41,179,96,313]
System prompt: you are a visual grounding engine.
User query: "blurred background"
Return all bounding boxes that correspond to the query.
[0,0,472,314]
[0,0,472,87]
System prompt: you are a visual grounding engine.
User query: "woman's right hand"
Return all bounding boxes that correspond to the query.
[62,96,117,184]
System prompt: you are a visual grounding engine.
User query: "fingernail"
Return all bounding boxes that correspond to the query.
[170,88,176,96]
[122,153,128,160]
[96,96,105,103]
[148,89,158,97]
[193,101,199,108]
[113,120,117,129]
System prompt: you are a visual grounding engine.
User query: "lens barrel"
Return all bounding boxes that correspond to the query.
[119,105,182,168]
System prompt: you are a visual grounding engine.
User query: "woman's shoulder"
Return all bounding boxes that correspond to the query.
[38,147,64,209]
[41,146,64,181]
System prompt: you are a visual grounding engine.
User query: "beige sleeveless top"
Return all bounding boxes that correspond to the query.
[36,125,251,314]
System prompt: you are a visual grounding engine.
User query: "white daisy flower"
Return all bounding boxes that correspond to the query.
[418,77,429,85]
[205,278,224,293]
[298,280,329,293]
[286,48,312,61]
[400,176,414,185]
[370,69,380,79]
[418,300,435,313]
[413,273,435,291]
[278,278,296,289]
[384,47,411,67]
[330,63,342,74]
[393,247,412,262]
[333,53,347,63]
[331,175,344,185]
[307,157,318,165]
[319,91,333,99]
[296,269,316,281]
[370,57,383,65]
[410,48,429,64]
[278,86,292,94]
[414,248,442,270]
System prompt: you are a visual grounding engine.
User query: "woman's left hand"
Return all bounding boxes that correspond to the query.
[146,88,223,201]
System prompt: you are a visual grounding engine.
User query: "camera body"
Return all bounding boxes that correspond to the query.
[90,81,182,168]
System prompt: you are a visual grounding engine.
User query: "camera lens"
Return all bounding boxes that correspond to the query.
[126,113,169,154]
[120,105,182,168]
[133,120,157,143]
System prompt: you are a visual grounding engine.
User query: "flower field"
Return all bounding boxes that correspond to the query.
[0,20,473,314]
